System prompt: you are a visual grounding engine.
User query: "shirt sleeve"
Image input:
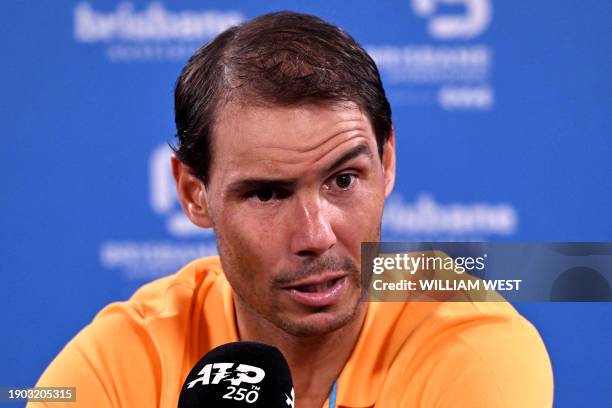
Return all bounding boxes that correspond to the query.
[27,309,163,408]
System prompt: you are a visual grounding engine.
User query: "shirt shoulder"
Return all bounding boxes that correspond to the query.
[338,301,553,408]
[30,256,237,408]
[397,302,553,407]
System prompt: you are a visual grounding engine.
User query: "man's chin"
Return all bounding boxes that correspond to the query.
[273,305,363,337]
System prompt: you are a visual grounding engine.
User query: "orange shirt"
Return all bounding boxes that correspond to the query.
[31,256,553,407]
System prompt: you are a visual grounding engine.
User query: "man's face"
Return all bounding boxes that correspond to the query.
[202,101,394,337]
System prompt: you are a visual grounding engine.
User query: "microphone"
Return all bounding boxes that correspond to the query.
[178,341,295,407]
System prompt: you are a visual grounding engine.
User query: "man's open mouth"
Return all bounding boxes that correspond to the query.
[293,277,343,292]
[283,274,348,307]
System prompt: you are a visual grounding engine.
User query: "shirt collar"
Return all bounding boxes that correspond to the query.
[218,269,425,408]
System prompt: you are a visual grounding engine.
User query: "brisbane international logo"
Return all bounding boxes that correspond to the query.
[367,0,494,110]
[73,2,245,61]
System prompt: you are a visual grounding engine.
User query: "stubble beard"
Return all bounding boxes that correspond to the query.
[226,253,364,338]
[218,223,381,338]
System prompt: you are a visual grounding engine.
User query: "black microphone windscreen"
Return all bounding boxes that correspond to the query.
[178,341,294,407]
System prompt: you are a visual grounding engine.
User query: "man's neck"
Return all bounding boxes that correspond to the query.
[234,300,367,408]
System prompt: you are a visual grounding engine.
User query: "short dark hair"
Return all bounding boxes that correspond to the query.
[173,11,392,185]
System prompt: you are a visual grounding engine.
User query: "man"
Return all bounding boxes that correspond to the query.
[32,12,553,407]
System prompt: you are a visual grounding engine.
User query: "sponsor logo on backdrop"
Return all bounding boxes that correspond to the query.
[367,0,494,110]
[412,0,491,39]
[100,145,217,281]
[100,144,519,280]
[73,2,245,62]
[383,193,518,240]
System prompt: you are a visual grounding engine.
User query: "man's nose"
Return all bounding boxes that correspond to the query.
[289,195,337,257]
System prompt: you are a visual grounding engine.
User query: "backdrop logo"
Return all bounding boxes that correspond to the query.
[383,194,518,240]
[368,0,494,110]
[98,144,216,282]
[411,0,492,39]
[73,2,245,61]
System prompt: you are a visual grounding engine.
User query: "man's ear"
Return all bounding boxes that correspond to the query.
[171,155,213,228]
[382,129,396,198]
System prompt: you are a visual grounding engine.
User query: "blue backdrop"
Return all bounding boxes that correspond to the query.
[1,1,611,406]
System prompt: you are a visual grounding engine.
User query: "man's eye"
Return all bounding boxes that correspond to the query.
[252,189,274,202]
[245,188,289,202]
[333,174,356,190]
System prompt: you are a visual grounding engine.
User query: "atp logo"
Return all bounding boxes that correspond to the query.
[411,0,492,39]
[285,388,295,407]
[187,363,266,388]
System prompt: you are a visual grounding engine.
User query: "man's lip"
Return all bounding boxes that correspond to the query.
[281,272,348,289]
[283,276,349,308]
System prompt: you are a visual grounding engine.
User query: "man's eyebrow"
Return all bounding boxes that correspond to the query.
[226,144,373,194]
[324,143,374,174]
[227,178,298,194]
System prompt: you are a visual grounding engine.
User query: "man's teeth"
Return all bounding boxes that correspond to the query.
[298,279,336,293]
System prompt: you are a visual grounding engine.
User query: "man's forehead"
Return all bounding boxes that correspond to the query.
[206,101,378,186]
[212,101,374,153]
